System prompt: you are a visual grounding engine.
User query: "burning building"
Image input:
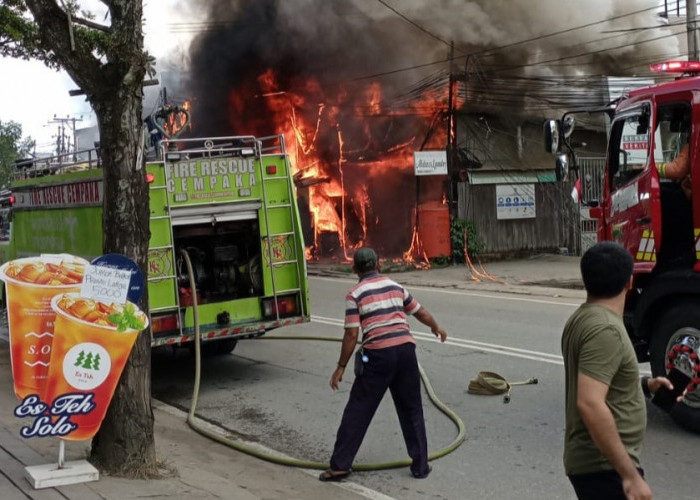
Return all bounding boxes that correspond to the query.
[179,0,455,262]
[172,0,679,260]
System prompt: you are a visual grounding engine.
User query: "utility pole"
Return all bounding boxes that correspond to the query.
[446,41,456,263]
[54,121,64,159]
[50,115,83,161]
[689,1,699,61]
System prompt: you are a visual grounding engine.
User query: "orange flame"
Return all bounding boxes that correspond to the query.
[164,100,192,138]
[233,69,451,264]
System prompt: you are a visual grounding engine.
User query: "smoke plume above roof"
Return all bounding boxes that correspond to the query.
[178,0,678,134]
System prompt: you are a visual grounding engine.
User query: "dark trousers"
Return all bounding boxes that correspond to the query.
[568,468,645,500]
[329,342,429,476]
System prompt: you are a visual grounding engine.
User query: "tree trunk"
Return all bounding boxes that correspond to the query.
[22,0,157,477]
[88,75,156,477]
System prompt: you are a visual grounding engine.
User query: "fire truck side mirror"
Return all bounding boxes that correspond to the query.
[555,154,569,182]
[543,120,560,154]
[637,108,650,135]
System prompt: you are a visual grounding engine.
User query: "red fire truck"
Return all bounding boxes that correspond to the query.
[545,60,700,432]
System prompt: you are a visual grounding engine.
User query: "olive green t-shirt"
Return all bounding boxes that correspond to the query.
[561,303,646,475]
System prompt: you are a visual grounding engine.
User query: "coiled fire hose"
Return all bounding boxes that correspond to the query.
[467,371,538,404]
[180,249,465,470]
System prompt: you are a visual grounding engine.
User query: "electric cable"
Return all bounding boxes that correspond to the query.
[473,3,663,58]
[374,0,453,51]
[180,249,466,471]
[169,3,669,86]
[486,31,680,75]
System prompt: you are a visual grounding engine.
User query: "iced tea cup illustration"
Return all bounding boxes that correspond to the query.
[0,256,87,400]
[43,293,147,441]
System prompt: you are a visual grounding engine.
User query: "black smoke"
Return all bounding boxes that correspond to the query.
[184,0,434,137]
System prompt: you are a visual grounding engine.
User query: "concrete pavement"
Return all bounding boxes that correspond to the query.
[310,252,584,299]
[0,253,582,499]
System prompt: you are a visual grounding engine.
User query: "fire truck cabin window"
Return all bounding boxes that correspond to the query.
[654,102,691,172]
[608,107,650,192]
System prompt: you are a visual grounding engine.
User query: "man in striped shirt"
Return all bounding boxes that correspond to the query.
[319,247,447,482]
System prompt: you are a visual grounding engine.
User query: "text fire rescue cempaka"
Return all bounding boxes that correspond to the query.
[165,158,258,193]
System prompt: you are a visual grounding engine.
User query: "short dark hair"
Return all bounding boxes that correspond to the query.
[580,242,633,298]
[353,247,378,274]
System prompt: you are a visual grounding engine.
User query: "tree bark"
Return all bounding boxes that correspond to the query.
[24,0,157,476]
[89,85,156,476]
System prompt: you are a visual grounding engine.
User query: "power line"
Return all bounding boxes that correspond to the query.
[474,3,662,57]
[343,6,675,85]
[601,19,686,33]
[373,0,453,50]
[346,57,451,82]
[165,2,667,86]
[485,31,680,75]
[165,3,685,126]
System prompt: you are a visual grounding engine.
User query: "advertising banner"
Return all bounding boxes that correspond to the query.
[39,292,147,440]
[0,253,146,442]
[11,208,103,259]
[0,255,88,399]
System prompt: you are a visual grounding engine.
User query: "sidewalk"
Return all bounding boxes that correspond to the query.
[308,252,585,300]
[0,253,583,500]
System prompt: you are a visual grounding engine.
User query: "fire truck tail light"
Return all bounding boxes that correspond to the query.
[152,314,179,333]
[262,295,298,318]
[650,60,700,74]
[9,196,14,205]
[266,165,277,175]
[145,173,155,183]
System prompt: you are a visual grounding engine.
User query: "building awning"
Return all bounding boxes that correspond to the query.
[466,170,557,185]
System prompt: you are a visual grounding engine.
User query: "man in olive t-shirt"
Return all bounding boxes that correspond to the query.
[562,242,672,500]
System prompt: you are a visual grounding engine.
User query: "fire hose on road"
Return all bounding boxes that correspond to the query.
[180,249,465,471]
[467,371,539,404]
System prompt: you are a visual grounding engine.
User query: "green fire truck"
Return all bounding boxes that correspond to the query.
[4,134,310,353]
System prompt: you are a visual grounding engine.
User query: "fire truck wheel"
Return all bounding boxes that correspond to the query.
[649,302,700,432]
[670,399,700,433]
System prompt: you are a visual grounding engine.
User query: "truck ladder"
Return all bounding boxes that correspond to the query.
[259,136,306,320]
[147,176,184,341]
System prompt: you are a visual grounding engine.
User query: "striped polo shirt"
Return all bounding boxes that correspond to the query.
[344,271,421,350]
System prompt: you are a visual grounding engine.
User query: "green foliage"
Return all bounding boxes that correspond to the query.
[429,255,451,267]
[0,1,142,69]
[450,218,484,263]
[0,1,55,66]
[0,120,34,188]
[1,1,151,98]
[108,302,146,332]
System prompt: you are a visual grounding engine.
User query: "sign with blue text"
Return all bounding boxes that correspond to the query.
[496,184,536,220]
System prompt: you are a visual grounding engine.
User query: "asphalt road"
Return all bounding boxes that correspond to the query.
[151,276,697,500]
